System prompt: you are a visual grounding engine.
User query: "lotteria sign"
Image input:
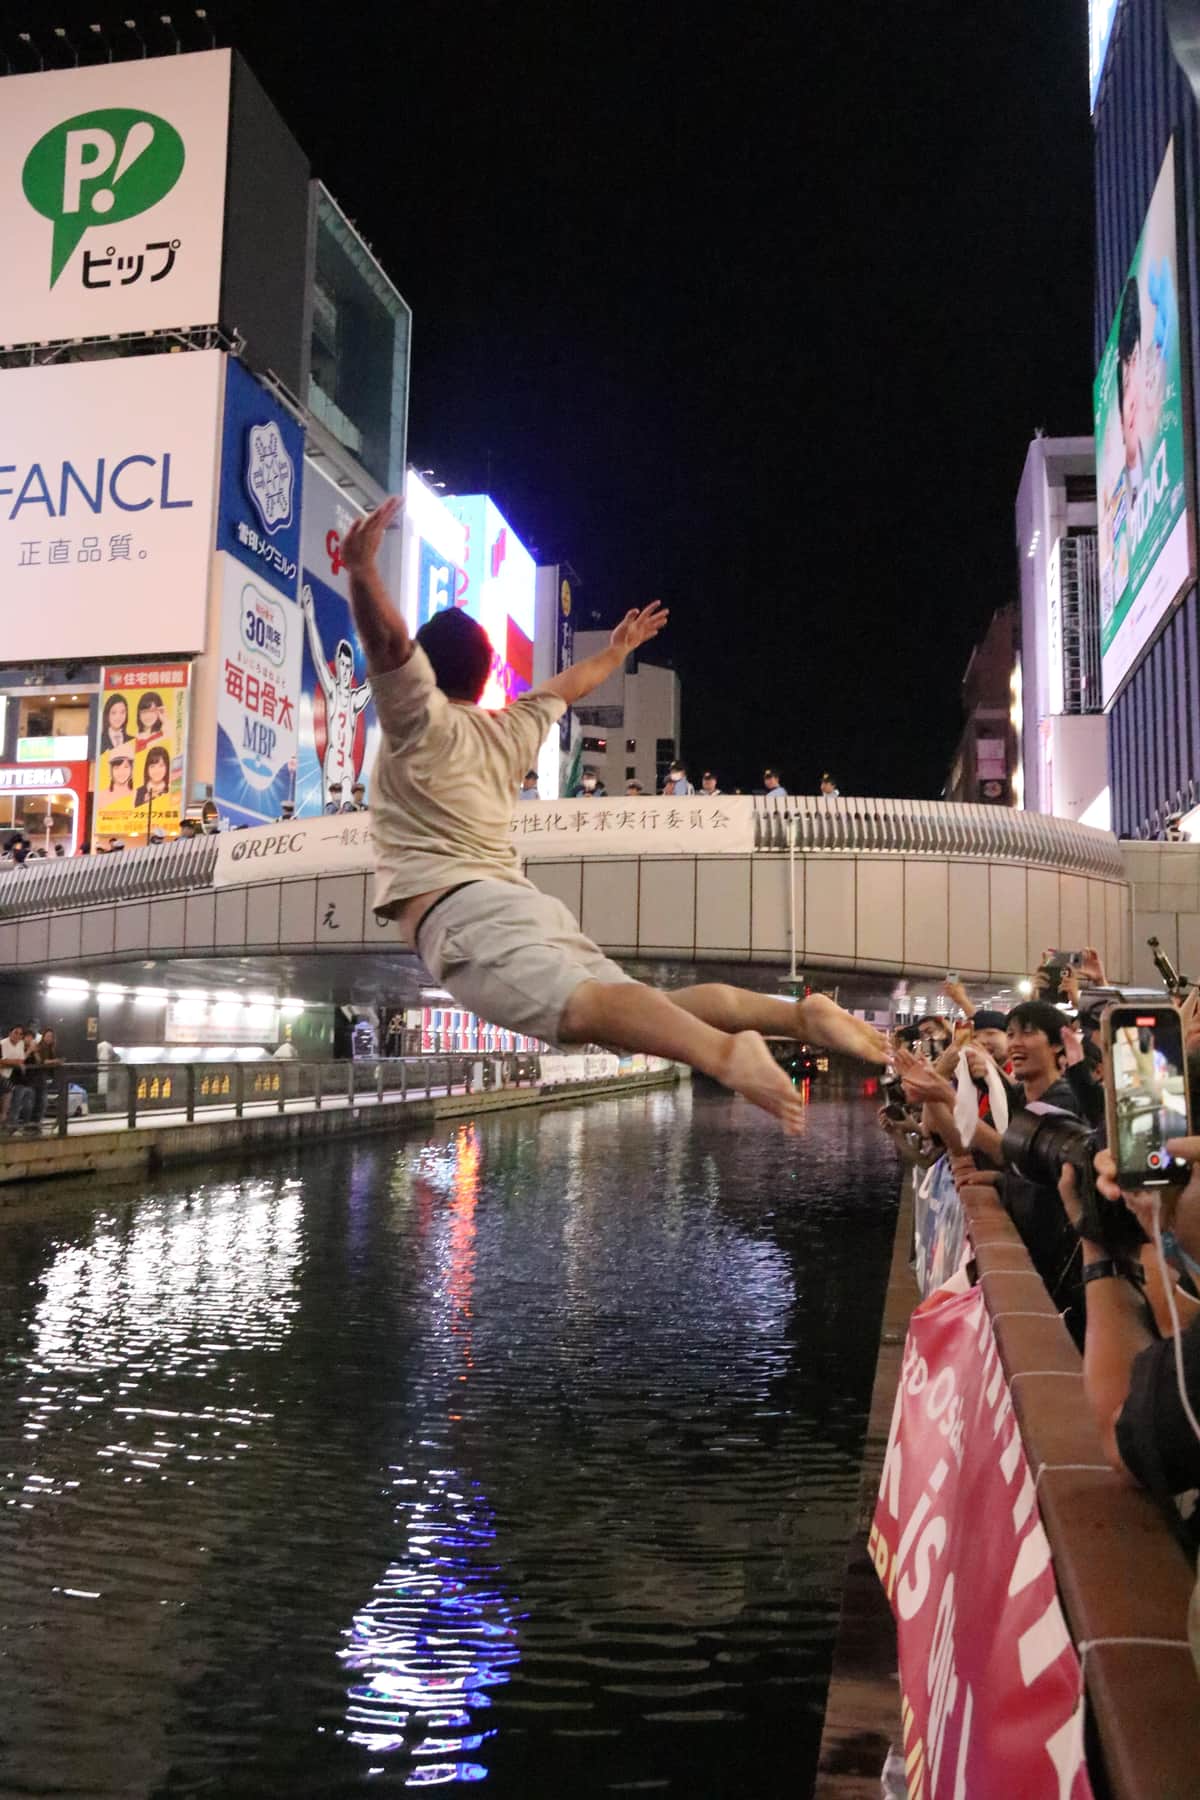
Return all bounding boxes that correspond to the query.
[0,49,231,347]
[0,349,224,661]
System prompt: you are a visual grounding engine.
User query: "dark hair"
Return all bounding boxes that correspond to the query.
[102,694,130,738]
[523,770,538,782]
[1006,1000,1066,1046]
[336,639,355,667]
[764,767,779,779]
[972,1009,1009,1032]
[137,691,165,726]
[416,608,492,703]
[143,745,170,783]
[1117,277,1141,412]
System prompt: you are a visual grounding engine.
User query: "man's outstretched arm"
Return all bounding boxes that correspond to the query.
[342,497,411,677]
[543,602,668,706]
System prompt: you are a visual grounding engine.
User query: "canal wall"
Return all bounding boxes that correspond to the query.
[0,1067,685,1196]
[814,1168,1200,1800]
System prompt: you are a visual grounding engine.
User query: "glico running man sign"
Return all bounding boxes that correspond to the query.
[0,50,231,348]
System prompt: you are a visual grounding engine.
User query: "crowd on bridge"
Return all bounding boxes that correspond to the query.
[879,953,1200,1601]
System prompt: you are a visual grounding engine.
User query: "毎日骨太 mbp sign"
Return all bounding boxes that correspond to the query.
[0,49,231,348]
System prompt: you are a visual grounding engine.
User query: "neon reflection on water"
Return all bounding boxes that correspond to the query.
[340,1127,519,1786]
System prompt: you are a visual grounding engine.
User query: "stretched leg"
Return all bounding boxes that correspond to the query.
[665,983,887,1064]
[559,979,805,1134]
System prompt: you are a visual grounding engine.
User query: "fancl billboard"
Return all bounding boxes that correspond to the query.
[0,49,231,347]
[0,348,224,660]
[1094,140,1194,708]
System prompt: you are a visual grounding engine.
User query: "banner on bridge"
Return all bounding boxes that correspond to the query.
[869,1283,1092,1800]
[212,798,757,888]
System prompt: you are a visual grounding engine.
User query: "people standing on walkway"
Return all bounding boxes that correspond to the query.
[763,768,787,801]
[30,1028,60,1129]
[819,773,839,797]
[575,770,606,797]
[0,1024,25,1127]
[343,495,887,1133]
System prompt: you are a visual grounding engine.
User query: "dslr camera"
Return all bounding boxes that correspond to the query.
[1001,1108,1145,1257]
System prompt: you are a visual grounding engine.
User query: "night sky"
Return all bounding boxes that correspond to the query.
[14,2,1096,797]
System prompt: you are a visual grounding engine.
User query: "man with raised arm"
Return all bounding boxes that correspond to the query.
[344,497,886,1132]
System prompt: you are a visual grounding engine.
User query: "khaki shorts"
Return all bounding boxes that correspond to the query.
[416,879,634,1047]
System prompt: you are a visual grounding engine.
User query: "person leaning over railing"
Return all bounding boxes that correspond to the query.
[1059,1142,1200,1671]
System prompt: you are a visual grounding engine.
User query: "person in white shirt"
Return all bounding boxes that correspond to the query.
[341,498,886,1134]
[1,1025,27,1127]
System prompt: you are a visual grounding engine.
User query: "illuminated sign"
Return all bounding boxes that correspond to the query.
[445,494,536,709]
[1089,1,1121,111]
[1094,141,1193,707]
[0,50,231,347]
[17,734,89,762]
[400,468,465,635]
[0,349,223,661]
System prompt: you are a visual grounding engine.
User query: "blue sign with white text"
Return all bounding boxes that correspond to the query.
[217,358,304,596]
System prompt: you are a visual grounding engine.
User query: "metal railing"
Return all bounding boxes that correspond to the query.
[0,796,1127,924]
[0,1054,549,1140]
[750,794,1127,876]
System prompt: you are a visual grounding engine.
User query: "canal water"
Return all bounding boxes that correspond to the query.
[0,1086,897,1799]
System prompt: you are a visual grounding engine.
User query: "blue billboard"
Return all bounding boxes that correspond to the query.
[217,357,304,596]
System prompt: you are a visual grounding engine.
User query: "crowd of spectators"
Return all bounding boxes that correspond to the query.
[0,1024,62,1135]
[879,951,1200,1579]
[558,764,842,800]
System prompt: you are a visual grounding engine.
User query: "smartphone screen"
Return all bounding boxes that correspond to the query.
[1106,1005,1191,1185]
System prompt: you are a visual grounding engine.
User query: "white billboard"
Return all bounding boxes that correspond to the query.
[400,469,467,634]
[0,49,231,348]
[0,348,224,660]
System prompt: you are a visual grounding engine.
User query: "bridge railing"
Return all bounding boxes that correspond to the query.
[750,795,1126,876]
[0,796,1127,921]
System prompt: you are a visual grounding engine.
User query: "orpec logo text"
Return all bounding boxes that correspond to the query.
[22,108,185,287]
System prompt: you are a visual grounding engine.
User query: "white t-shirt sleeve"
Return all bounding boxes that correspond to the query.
[494,689,567,776]
[370,646,449,752]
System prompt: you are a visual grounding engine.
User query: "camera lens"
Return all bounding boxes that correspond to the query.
[1001,1108,1094,1184]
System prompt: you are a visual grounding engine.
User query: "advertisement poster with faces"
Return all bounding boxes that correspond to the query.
[1094,140,1194,706]
[93,663,189,846]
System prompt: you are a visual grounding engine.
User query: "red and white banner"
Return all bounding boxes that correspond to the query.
[869,1285,1093,1800]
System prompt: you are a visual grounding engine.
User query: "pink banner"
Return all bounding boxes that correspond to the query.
[869,1285,1093,1800]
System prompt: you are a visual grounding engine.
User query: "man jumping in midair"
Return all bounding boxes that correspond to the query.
[301,582,373,810]
[343,497,886,1132]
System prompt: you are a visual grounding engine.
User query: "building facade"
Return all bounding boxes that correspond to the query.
[1013,435,1107,823]
[943,606,1021,807]
[570,631,682,795]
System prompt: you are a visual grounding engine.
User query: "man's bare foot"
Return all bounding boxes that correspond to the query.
[795,994,888,1064]
[718,1030,805,1134]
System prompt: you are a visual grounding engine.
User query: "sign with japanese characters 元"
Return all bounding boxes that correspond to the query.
[870,1283,1092,1800]
[217,356,304,597]
[0,348,224,661]
[0,49,231,348]
[93,663,189,848]
[212,553,302,828]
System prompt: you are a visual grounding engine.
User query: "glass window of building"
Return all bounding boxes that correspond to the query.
[308,185,411,491]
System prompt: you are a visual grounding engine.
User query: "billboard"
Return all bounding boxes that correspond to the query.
[212,553,302,827]
[0,348,224,661]
[0,50,231,348]
[216,357,304,596]
[1089,1,1121,111]
[296,461,379,815]
[93,662,189,847]
[444,495,536,710]
[1095,141,1193,707]
[401,468,466,635]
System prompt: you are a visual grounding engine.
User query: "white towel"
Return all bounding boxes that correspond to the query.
[953,1048,1009,1148]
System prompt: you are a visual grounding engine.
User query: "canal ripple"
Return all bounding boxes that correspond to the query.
[0,1085,896,1797]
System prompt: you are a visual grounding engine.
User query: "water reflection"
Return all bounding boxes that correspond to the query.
[0,1092,897,1798]
[341,1128,520,1785]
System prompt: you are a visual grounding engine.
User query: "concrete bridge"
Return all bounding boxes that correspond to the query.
[0,796,1145,995]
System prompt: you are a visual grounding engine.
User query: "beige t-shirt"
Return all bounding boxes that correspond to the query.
[370,645,566,912]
